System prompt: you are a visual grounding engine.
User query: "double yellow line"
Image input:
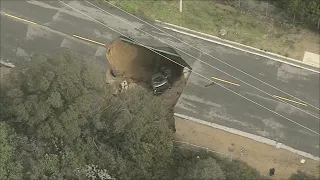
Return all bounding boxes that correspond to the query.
[212,77,240,86]
[72,35,105,46]
[5,13,37,25]
[211,76,307,107]
[4,13,105,47]
[273,95,307,106]
[1,13,310,108]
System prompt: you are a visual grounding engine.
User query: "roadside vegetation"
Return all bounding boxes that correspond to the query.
[105,0,320,60]
[0,52,318,179]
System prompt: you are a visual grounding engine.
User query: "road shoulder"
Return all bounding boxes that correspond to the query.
[156,20,320,73]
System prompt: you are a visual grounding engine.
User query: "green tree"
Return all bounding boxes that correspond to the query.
[1,52,107,144]
[1,51,175,179]
[1,50,281,180]
[0,51,111,179]
[0,122,23,180]
[103,87,174,180]
[268,0,320,28]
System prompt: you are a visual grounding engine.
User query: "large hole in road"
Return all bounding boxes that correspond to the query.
[105,36,192,108]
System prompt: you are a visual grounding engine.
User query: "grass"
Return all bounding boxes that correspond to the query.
[107,0,319,60]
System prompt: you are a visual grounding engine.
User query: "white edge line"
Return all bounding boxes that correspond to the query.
[174,112,320,161]
[155,20,317,65]
[157,21,319,73]
[155,20,294,61]
[163,26,320,74]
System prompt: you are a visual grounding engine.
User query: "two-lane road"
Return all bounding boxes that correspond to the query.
[1,0,319,157]
[171,31,319,156]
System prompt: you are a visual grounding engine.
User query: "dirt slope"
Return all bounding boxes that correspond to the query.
[175,117,320,180]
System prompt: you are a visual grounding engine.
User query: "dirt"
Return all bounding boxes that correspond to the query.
[161,77,186,108]
[175,117,320,180]
[106,38,189,108]
[106,69,187,109]
[106,39,158,83]
[281,28,320,60]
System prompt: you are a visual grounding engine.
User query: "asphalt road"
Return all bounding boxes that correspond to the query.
[1,1,319,157]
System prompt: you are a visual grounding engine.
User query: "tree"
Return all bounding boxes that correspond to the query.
[1,52,107,144]
[266,0,320,28]
[0,122,23,180]
[106,87,174,180]
[0,51,175,179]
[2,50,291,180]
[0,51,112,179]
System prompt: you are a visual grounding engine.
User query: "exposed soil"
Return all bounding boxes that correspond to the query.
[106,38,188,108]
[106,39,157,83]
[161,77,186,109]
[175,117,320,180]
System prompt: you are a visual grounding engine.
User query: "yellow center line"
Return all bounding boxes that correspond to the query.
[212,77,240,86]
[5,13,37,25]
[72,34,105,46]
[273,95,308,106]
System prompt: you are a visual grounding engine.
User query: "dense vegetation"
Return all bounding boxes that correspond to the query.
[0,52,317,179]
[260,0,320,28]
